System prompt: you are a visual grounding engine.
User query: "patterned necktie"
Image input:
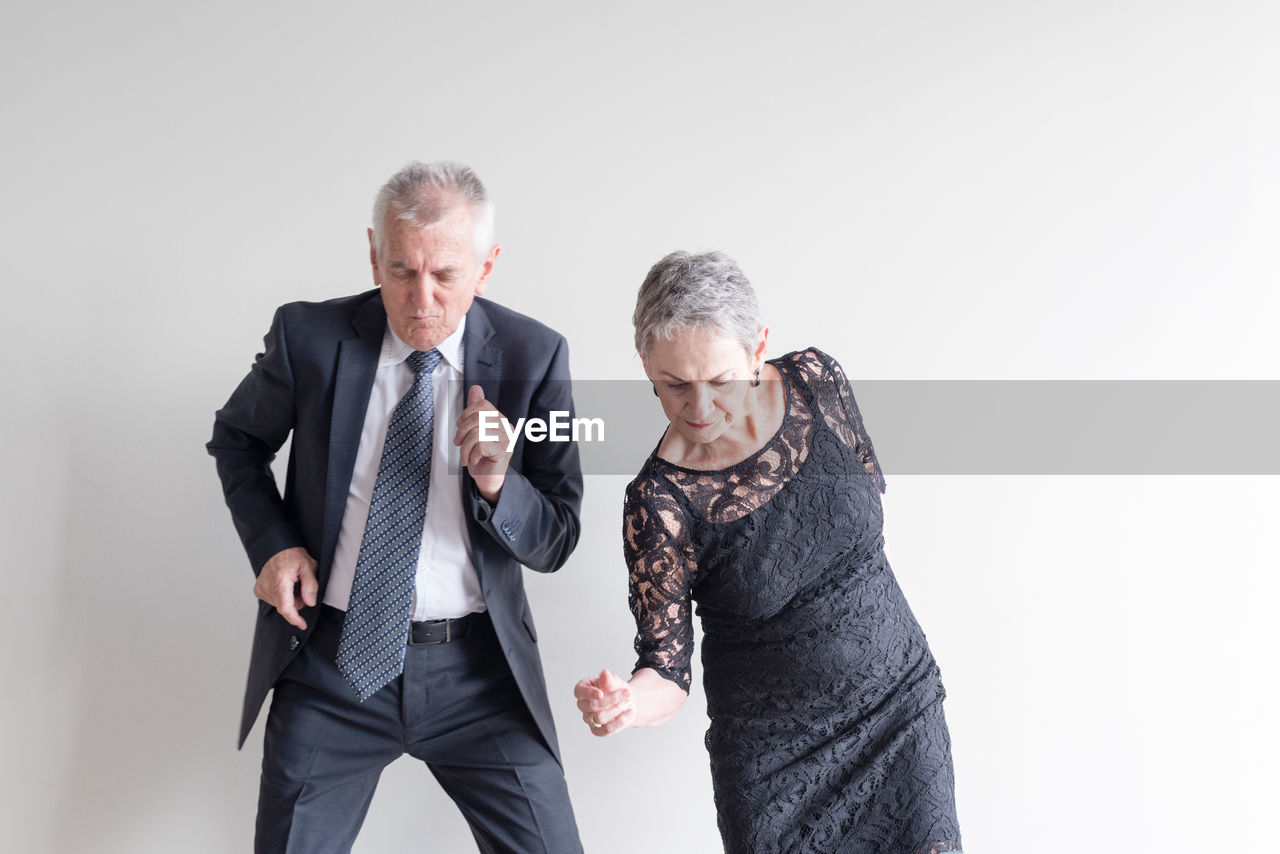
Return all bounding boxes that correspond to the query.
[336,347,443,700]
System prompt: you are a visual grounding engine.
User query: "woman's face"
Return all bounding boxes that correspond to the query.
[643,327,761,446]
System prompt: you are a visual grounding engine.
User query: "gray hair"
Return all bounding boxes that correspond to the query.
[371,161,496,262]
[633,250,763,357]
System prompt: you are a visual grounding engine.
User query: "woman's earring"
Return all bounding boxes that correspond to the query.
[752,368,761,388]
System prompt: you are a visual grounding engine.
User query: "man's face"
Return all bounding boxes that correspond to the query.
[369,203,498,350]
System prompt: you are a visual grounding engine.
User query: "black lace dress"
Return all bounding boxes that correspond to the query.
[625,349,960,854]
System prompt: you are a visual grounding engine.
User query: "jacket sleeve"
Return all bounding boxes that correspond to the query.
[466,335,583,573]
[207,307,304,573]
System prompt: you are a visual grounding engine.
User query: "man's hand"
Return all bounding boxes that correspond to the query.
[254,546,319,631]
[454,384,513,503]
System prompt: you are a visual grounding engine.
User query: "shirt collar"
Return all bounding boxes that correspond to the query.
[380,315,466,372]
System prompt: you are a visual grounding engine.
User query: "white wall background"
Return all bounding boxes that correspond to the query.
[2,1,1277,851]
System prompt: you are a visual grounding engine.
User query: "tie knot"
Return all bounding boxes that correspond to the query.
[407,348,442,376]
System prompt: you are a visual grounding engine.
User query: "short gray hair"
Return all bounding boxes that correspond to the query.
[633,250,763,357]
[371,161,495,262]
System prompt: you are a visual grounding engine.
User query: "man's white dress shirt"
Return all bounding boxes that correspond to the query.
[323,317,486,620]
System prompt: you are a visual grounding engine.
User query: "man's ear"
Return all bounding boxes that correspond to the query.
[474,244,501,296]
[367,228,380,286]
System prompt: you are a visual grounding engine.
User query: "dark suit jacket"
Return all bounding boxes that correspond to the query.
[208,290,583,753]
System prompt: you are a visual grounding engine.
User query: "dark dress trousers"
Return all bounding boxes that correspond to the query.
[208,290,583,851]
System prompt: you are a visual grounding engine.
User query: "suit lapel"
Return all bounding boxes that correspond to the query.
[461,299,502,585]
[462,297,502,403]
[320,293,386,574]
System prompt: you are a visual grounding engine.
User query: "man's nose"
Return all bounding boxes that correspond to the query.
[407,277,435,310]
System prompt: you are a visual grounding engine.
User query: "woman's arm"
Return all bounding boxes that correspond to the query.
[574,477,695,735]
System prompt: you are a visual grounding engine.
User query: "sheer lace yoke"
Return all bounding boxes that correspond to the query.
[649,348,883,525]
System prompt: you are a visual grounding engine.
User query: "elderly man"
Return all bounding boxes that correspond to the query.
[209,161,584,853]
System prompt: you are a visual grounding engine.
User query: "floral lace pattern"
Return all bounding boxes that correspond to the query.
[624,349,960,854]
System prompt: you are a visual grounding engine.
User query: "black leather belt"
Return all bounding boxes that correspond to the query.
[409,611,487,645]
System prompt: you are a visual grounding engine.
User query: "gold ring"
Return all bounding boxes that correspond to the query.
[590,714,602,728]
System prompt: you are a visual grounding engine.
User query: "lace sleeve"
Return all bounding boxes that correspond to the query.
[806,348,887,494]
[624,474,694,692]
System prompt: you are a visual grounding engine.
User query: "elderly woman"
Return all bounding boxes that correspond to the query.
[575,251,961,853]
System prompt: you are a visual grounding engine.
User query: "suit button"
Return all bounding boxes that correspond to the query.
[289,635,300,651]
[500,521,514,539]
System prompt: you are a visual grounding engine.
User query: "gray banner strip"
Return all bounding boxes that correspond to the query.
[449,380,1280,475]
[847,380,1280,475]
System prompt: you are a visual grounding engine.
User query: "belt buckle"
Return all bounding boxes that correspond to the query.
[445,619,451,643]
